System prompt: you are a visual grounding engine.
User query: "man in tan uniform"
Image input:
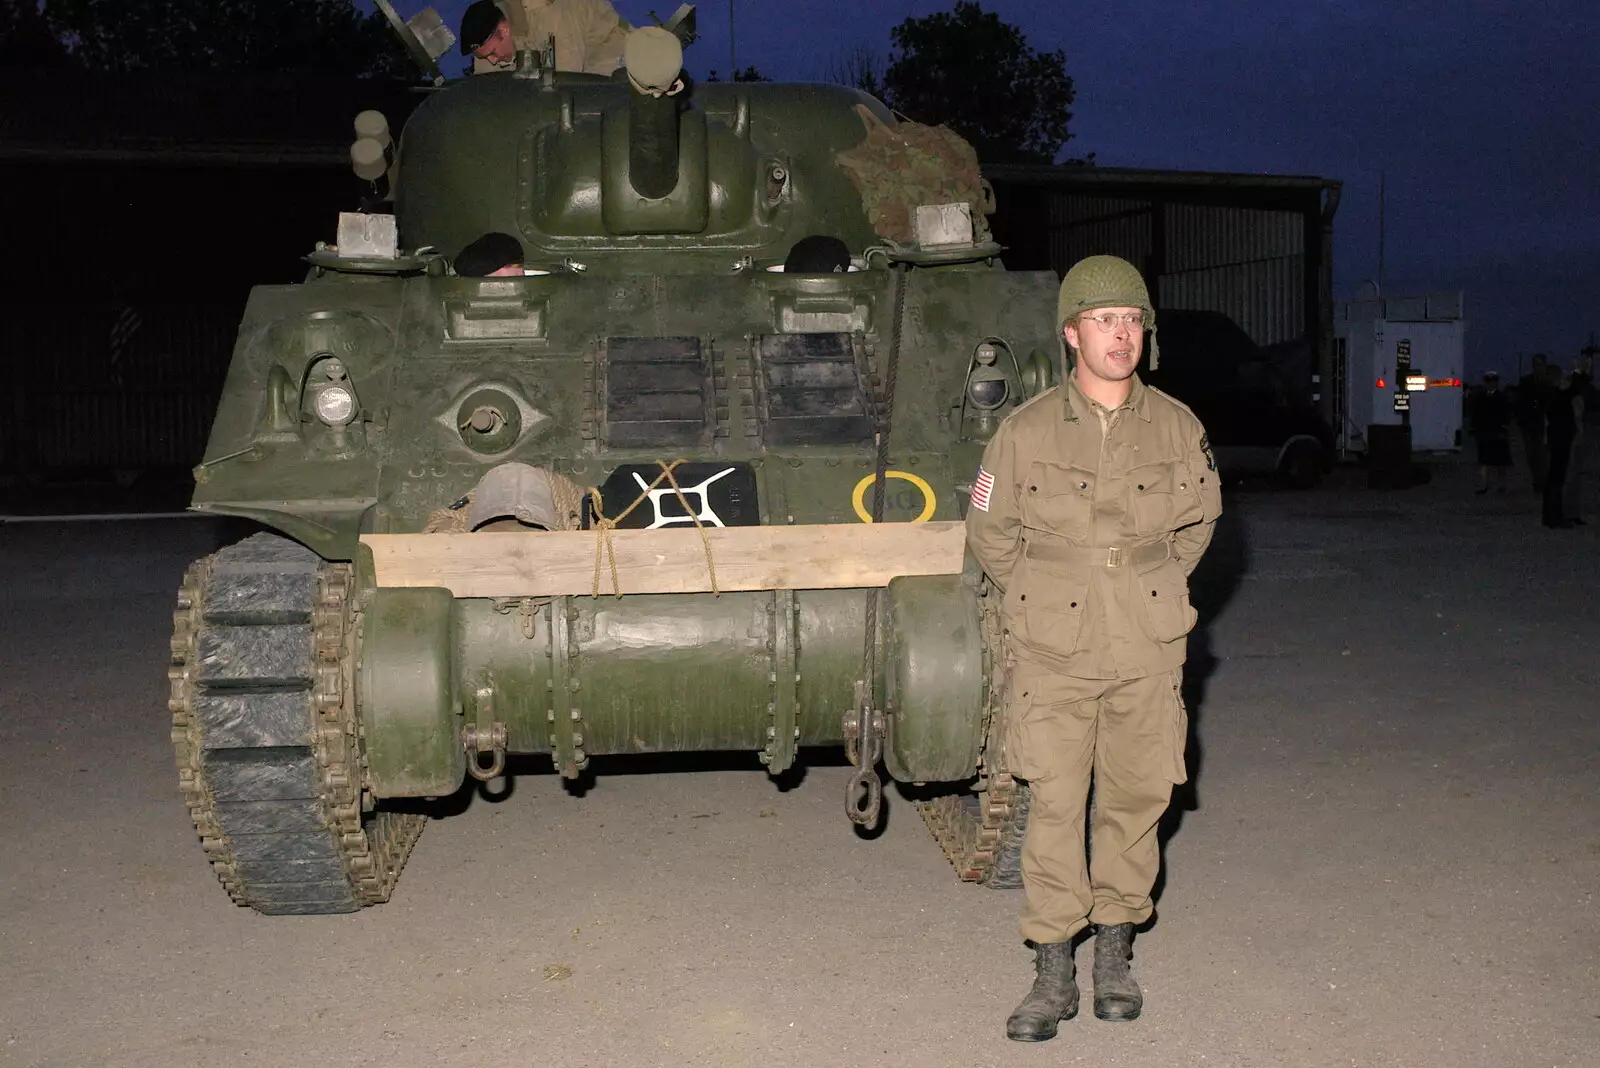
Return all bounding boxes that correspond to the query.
[966,255,1221,1040]
[459,0,629,76]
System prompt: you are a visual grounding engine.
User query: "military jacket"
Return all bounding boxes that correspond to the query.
[475,0,629,75]
[966,373,1221,679]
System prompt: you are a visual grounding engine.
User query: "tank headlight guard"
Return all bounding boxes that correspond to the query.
[959,337,1028,440]
[965,342,1010,411]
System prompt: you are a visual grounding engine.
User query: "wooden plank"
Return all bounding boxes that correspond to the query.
[361,521,967,597]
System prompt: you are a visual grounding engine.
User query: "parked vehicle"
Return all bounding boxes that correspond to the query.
[1145,309,1334,488]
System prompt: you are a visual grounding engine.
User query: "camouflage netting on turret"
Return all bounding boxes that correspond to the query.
[835,104,993,246]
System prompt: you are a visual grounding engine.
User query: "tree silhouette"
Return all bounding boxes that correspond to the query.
[824,43,882,99]
[43,0,410,77]
[1,0,70,65]
[706,64,768,82]
[880,1,1076,163]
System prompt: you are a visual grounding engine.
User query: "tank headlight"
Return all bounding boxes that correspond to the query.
[314,385,357,426]
[967,373,1009,410]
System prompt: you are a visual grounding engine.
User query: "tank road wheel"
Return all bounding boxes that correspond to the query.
[914,775,1031,889]
[166,533,426,915]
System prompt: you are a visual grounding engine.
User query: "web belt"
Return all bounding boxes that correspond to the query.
[1023,538,1172,569]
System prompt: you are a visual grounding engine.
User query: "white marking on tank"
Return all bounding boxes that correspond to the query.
[632,467,737,529]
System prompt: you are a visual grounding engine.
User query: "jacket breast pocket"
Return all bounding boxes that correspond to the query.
[1007,560,1090,656]
[1129,461,1205,537]
[1136,560,1197,643]
[1021,461,1095,541]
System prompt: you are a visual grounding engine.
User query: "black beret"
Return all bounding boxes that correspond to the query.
[455,232,524,277]
[460,0,506,54]
[783,235,851,274]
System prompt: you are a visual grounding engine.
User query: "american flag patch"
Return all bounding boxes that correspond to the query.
[970,467,995,512]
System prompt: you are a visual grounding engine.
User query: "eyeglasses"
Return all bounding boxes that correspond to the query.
[1078,311,1146,333]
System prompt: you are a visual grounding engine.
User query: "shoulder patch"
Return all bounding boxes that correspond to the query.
[1199,433,1217,471]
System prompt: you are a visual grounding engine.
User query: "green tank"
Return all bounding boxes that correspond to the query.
[167,20,1061,914]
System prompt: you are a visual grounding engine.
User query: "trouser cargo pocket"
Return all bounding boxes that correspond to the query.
[1002,678,1050,783]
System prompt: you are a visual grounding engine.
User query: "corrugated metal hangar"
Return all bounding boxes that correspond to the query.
[987,164,1342,415]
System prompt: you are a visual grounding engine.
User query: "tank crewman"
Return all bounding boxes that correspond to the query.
[783,235,852,274]
[966,255,1221,1041]
[454,232,525,277]
[459,0,629,76]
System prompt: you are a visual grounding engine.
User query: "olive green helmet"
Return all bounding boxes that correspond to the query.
[1057,254,1159,369]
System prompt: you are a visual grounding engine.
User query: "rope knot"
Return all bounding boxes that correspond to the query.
[589,459,720,598]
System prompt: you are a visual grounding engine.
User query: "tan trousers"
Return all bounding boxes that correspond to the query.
[1003,660,1188,945]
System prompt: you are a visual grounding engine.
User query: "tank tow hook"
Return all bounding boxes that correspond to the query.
[463,721,509,782]
[842,680,885,827]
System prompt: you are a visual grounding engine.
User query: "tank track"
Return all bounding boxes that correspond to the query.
[914,773,1029,888]
[914,590,1030,888]
[167,533,426,915]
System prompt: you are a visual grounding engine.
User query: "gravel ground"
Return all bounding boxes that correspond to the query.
[1,463,1596,1068]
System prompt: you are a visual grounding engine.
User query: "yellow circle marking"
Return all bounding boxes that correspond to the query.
[852,470,937,523]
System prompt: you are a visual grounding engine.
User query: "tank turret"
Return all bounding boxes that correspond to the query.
[392,72,896,270]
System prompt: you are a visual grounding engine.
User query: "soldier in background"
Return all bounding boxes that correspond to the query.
[1467,371,1512,494]
[1540,362,1578,528]
[967,255,1221,1041]
[1561,358,1592,525]
[1514,355,1550,492]
[459,0,629,76]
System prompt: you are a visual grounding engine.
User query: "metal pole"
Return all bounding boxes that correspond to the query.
[728,0,736,79]
[1377,168,1385,295]
[1396,338,1411,429]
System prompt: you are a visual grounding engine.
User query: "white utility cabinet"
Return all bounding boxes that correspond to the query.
[1333,291,1467,454]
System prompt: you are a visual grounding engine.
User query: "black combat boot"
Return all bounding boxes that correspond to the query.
[1092,922,1143,1021]
[1004,940,1078,1042]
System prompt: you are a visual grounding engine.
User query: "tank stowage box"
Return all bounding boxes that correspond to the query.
[169,25,1063,913]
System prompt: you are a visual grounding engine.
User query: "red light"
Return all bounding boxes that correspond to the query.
[1376,378,1387,389]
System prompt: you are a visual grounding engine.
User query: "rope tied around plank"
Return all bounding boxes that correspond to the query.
[588,459,720,598]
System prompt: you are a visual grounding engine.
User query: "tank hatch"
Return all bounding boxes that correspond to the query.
[602,336,713,448]
[755,333,875,446]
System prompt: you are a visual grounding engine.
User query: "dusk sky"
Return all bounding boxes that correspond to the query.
[419,0,1600,377]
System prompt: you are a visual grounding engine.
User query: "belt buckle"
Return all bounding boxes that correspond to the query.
[1105,546,1125,567]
